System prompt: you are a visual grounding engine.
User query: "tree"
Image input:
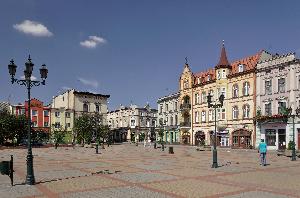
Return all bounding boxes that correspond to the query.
[0,110,28,145]
[51,125,67,149]
[73,113,94,145]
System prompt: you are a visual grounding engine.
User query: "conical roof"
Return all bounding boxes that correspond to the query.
[216,41,231,69]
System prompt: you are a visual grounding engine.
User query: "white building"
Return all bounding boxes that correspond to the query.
[107,104,157,142]
[51,89,110,132]
[157,92,180,144]
[256,52,300,150]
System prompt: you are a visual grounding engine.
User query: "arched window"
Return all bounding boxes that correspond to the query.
[243,82,250,96]
[243,104,250,118]
[232,106,239,119]
[83,103,88,112]
[232,84,239,98]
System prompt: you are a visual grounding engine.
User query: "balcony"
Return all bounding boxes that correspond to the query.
[180,103,191,111]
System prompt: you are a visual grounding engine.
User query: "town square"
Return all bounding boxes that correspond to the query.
[1,0,300,197]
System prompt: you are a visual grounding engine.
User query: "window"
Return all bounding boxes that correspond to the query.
[44,122,49,127]
[222,69,226,78]
[218,87,226,98]
[238,64,244,72]
[201,111,206,122]
[160,105,163,113]
[278,101,286,114]
[184,79,189,88]
[131,120,135,126]
[209,90,214,101]
[66,123,71,128]
[298,76,300,89]
[207,75,211,81]
[175,115,178,125]
[55,122,60,128]
[195,111,199,123]
[65,112,70,118]
[232,84,239,98]
[170,117,173,126]
[44,110,49,116]
[217,108,226,120]
[201,91,206,103]
[83,103,88,112]
[243,82,250,96]
[217,71,221,79]
[95,104,100,112]
[278,78,285,93]
[265,103,272,116]
[55,112,60,117]
[243,104,250,118]
[195,93,200,104]
[265,129,276,146]
[197,77,200,84]
[32,110,37,116]
[174,102,178,111]
[165,104,169,111]
[265,80,272,95]
[33,121,37,127]
[208,109,214,121]
[232,106,239,119]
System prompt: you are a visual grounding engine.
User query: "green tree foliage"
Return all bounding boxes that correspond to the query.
[73,113,94,145]
[0,109,28,145]
[51,125,68,148]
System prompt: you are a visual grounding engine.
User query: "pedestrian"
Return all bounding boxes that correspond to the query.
[258,139,267,166]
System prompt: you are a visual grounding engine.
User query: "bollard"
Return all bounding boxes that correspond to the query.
[169,146,174,154]
[136,142,138,146]
[162,144,164,151]
[95,144,99,154]
[154,142,157,149]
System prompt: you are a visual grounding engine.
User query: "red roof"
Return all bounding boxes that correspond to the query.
[229,50,263,75]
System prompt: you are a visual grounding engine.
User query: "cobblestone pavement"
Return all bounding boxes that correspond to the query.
[1,144,300,198]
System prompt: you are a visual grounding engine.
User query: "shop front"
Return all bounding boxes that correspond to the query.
[210,130,229,147]
[232,129,252,149]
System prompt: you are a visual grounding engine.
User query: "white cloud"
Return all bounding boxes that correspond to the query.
[20,75,37,80]
[13,20,53,37]
[80,35,106,48]
[78,77,98,88]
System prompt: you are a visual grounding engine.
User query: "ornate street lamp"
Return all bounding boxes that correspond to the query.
[8,55,48,185]
[207,93,225,168]
[287,106,300,161]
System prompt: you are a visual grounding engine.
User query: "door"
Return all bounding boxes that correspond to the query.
[278,129,286,150]
[298,129,300,150]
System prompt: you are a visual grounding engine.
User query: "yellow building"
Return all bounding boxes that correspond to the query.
[179,43,271,148]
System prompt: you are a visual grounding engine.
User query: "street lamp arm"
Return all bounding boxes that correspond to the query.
[11,78,45,87]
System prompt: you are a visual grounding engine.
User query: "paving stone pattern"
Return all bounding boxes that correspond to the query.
[0,144,300,197]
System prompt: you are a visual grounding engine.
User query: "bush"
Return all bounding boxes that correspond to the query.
[288,141,295,150]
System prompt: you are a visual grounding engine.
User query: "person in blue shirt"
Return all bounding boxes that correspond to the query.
[258,139,267,166]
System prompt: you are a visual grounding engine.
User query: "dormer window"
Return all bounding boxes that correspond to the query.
[207,75,211,81]
[238,64,244,72]
[197,77,200,84]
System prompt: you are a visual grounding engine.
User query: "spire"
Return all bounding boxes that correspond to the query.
[216,40,231,69]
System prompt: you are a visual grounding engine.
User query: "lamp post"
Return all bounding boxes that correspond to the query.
[8,56,48,185]
[287,106,300,161]
[207,93,224,168]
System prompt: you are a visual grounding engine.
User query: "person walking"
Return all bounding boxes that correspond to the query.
[258,139,267,166]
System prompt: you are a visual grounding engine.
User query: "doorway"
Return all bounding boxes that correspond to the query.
[278,129,286,150]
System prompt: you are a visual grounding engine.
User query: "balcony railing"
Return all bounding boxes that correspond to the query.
[180,103,191,110]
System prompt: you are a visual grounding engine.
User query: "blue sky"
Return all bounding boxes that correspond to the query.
[1,0,300,110]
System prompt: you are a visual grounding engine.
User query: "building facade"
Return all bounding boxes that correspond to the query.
[51,89,110,133]
[107,104,157,142]
[13,98,51,133]
[157,92,180,144]
[178,43,272,148]
[256,53,300,150]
